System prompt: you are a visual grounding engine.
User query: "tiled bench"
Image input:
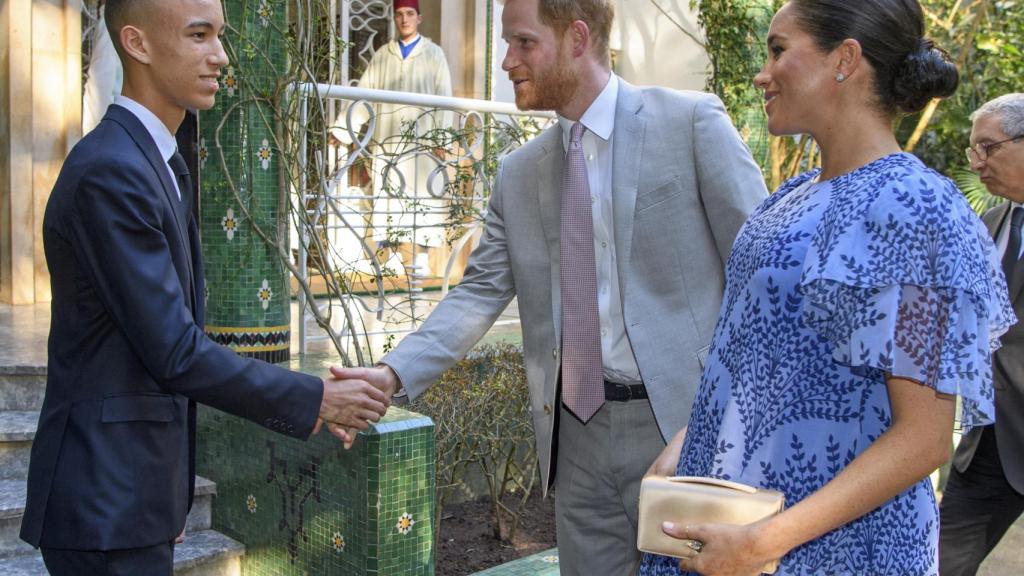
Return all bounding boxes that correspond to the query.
[196,354,436,575]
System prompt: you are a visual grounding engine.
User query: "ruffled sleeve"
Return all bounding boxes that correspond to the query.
[799,154,1016,429]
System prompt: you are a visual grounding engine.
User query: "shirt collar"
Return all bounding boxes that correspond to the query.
[399,34,421,48]
[113,95,178,163]
[558,73,618,149]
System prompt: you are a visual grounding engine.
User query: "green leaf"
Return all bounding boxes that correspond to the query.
[953,168,1003,215]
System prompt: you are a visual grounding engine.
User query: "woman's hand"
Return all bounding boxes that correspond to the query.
[646,426,687,477]
[663,520,779,576]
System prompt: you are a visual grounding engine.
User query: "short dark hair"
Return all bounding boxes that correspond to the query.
[103,0,157,60]
[788,0,958,114]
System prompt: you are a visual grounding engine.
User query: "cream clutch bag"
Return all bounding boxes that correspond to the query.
[637,475,785,574]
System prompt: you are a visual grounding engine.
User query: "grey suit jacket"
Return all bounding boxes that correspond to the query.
[382,79,767,489]
[953,202,1024,493]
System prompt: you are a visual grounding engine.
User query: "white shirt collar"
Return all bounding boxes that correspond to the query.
[399,34,421,47]
[558,73,618,147]
[113,95,178,163]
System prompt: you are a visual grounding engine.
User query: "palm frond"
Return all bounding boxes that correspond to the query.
[953,167,1002,215]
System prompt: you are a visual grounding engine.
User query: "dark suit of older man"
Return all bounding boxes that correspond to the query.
[940,93,1024,576]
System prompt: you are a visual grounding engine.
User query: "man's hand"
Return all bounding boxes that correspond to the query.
[318,375,389,432]
[321,365,401,449]
[329,364,401,404]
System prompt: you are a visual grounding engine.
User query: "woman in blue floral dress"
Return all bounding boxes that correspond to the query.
[639,1,1017,575]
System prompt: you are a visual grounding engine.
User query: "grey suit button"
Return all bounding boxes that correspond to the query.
[543,404,552,415]
[552,348,558,358]
[287,424,294,433]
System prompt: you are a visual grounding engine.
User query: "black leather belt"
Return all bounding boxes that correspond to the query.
[604,380,648,401]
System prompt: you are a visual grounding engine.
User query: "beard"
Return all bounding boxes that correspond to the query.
[514,50,580,112]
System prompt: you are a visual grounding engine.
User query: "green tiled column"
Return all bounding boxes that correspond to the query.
[197,357,436,575]
[199,0,290,362]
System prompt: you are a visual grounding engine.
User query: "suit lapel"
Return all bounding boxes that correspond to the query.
[983,202,1009,239]
[106,105,195,307]
[107,106,190,244]
[536,129,563,340]
[611,81,645,298]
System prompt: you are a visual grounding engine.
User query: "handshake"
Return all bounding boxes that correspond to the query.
[314,365,401,449]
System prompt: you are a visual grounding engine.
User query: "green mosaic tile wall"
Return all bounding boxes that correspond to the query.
[196,359,436,575]
[199,0,290,362]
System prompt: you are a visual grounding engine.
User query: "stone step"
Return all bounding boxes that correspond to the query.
[0,411,37,480]
[0,529,244,576]
[1,476,217,558]
[188,476,217,533]
[0,368,46,412]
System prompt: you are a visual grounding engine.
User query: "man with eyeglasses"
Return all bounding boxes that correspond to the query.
[940,92,1024,576]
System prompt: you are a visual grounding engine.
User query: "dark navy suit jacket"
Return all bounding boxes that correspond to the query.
[21,105,322,550]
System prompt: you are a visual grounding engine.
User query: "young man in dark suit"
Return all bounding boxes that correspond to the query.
[19,1,389,574]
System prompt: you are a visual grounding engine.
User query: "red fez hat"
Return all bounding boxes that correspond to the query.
[394,0,420,12]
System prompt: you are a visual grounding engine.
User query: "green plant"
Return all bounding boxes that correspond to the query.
[408,343,539,544]
[899,1,1024,177]
[953,167,1003,214]
[689,0,815,190]
[691,0,1022,212]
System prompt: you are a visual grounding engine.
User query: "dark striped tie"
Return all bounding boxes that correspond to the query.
[168,150,192,219]
[1003,206,1023,287]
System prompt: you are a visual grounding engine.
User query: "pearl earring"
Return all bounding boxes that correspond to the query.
[836,72,846,82]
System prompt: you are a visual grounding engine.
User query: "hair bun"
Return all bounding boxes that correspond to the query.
[891,38,959,113]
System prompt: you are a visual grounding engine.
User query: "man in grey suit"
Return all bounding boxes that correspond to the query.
[332,0,766,572]
[940,93,1024,576]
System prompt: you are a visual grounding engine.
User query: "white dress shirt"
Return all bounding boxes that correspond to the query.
[113,95,182,201]
[557,74,642,385]
[996,201,1024,262]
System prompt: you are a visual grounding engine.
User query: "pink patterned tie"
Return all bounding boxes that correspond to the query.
[560,122,604,423]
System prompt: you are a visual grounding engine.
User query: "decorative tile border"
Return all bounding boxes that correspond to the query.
[204,325,289,363]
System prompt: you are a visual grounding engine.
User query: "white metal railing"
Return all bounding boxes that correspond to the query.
[291,82,555,357]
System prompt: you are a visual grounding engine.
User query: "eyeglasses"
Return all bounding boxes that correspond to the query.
[965,135,1022,163]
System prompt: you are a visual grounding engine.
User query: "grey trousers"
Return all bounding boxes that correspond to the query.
[555,399,667,576]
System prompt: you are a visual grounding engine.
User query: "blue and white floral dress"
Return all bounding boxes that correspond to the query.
[639,153,1016,576]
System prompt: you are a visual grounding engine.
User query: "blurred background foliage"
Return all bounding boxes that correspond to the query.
[691,0,1021,213]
